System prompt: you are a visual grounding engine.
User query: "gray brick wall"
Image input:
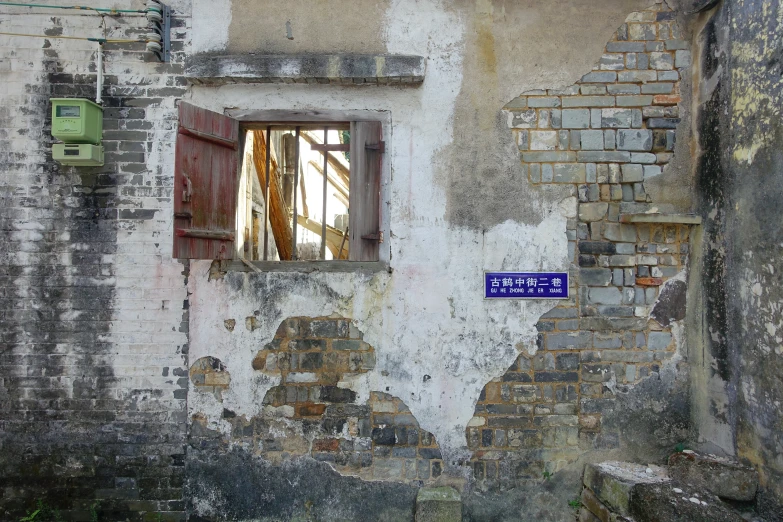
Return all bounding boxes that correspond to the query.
[471,2,693,485]
[0,5,189,521]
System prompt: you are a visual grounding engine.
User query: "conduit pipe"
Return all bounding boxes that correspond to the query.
[96,43,103,105]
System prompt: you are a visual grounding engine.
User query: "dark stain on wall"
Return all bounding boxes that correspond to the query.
[695,0,783,515]
[186,448,418,521]
[0,30,189,518]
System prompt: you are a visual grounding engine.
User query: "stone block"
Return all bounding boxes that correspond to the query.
[550,109,562,128]
[530,131,558,150]
[579,203,609,222]
[668,451,759,502]
[665,39,689,50]
[586,163,597,182]
[559,130,570,150]
[577,151,631,163]
[649,52,674,70]
[641,82,674,94]
[581,487,611,522]
[516,131,529,150]
[578,507,602,522]
[554,163,587,183]
[528,96,561,108]
[186,53,426,84]
[582,85,608,95]
[647,331,672,350]
[504,96,527,109]
[604,130,616,150]
[609,83,640,94]
[657,70,679,81]
[606,42,646,52]
[581,130,605,151]
[581,72,618,83]
[628,23,656,40]
[562,109,591,129]
[542,164,554,182]
[522,151,576,162]
[588,287,622,305]
[509,109,538,128]
[603,224,637,243]
[617,130,653,151]
[547,332,592,350]
[529,164,541,183]
[617,70,658,83]
[631,153,656,164]
[675,50,691,68]
[615,95,653,107]
[647,118,679,129]
[562,96,616,108]
[631,482,745,522]
[601,109,635,129]
[583,462,668,516]
[591,109,603,128]
[581,268,613,286]
[607,255,636,267]
[599,54,625,70]
[621,164,644,182]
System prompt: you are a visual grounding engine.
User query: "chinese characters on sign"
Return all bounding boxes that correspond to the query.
[484,272,569,299]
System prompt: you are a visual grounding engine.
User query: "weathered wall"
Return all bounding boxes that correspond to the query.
[2,0,761,520]
[184,1,700,520]
[0,1,189,520]
[692,0,783,517]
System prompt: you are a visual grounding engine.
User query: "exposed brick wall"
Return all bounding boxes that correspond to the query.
[468,2,693,486]
[0,0,698,517]
[0,4,189,520]
[190,317,445,486]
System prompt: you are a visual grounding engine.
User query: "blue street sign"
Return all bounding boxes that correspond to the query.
[484,272,569,299]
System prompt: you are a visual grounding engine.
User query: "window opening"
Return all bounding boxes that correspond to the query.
[242,124,353,261]
[172,103,382,262]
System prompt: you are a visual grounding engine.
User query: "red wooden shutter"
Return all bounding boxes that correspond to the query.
[349,121,383,261]
[173,102,239,259]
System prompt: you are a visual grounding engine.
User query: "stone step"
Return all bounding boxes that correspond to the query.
[415,487,462,522]
[582,461,746,522]
[668,450,759,502]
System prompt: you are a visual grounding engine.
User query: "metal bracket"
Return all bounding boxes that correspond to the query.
[365,141,385,153]
[361,231,384,243]
[149,1,171,63]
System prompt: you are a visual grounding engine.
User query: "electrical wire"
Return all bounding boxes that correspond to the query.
[0,2,144,14]
[0,31,146,43]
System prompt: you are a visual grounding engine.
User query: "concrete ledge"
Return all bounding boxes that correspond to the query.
[186,53,425,85]
[619,213,702,224]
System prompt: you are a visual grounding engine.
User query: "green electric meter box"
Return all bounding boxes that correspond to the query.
[52,143,104,166]
[51,98,103,144]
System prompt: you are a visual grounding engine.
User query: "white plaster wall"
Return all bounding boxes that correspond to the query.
[191,0,230,53]
[186,0,572,458]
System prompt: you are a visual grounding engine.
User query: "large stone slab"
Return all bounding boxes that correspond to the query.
[584,461,746,522]
[630,482,745,522]
[583,461,669,516]
[668,451,759,501]
[186,53,425,85]
[416,487,462,522]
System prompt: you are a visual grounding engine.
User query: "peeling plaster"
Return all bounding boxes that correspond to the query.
[184,0,693,472]
[188,213,568,457]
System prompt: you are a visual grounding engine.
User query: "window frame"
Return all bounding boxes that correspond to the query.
[173,104,390,266]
